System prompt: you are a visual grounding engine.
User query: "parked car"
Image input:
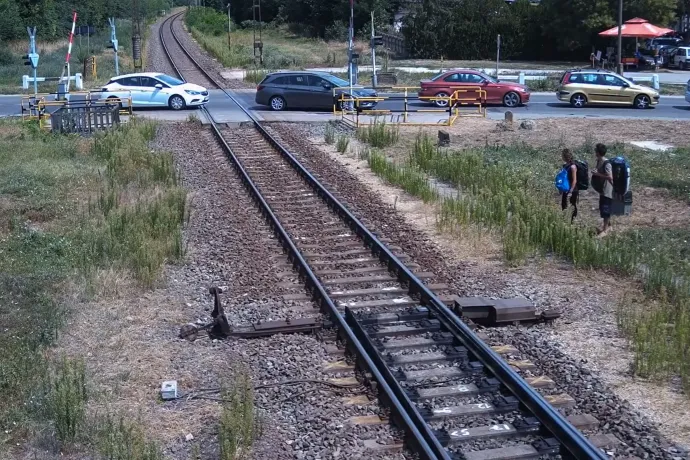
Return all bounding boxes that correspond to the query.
[556,69,659,109]
[418,70,530,108]
[668,46,690,69]
[685,79,690,104]
[646,36,681,51]
[659,45,678,67]
[100,72,208,110]
[636,51,656,68]
[255,71,378,111]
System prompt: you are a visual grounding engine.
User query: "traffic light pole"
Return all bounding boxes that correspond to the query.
[26,27,39,95]
[108,18,119,76]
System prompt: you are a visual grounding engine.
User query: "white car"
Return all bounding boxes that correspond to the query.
[100,72,208,110]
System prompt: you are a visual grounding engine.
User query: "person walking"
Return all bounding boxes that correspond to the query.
[591,143,614,235]
[560,148,579,223]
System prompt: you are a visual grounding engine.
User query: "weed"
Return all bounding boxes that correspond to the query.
[356,118,399,148]
[368,150,439,203]
[48,357,87,445]
[219,371,260,460]
[324,123,336,145]
[244,68,272,84]
[336,135,350,153]
[94,414,164,460]
[187,112,201,124]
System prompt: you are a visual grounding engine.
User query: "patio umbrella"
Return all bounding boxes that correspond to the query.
[599,17,674,38]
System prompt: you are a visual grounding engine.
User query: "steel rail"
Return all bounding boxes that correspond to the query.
[160,10,605,460]
[159,11,444,459]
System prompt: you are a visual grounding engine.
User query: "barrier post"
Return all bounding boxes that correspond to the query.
[652,74,659,90]
[518,72,525,85]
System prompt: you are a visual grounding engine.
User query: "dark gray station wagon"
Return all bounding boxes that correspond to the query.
[255,71,378,111]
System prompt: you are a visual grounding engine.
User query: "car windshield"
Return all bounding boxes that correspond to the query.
[321,74,351,87]
[156,74,184,86]
[480,73,497,83]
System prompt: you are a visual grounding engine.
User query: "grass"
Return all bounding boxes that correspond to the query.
[358,131,690,389]
[336,134,350,153]
[219,371,261,460]
[356,118,399,148]
[659,83,686,95]
[0,20,137,94]
[0,118,186,454]
[93,414,165,460]
[324,123,336,145]
[186,7,373,70]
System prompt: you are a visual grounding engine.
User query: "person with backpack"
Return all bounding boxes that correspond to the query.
[556,149,589,223]
[559,149,579,223]
[591,143,614,235]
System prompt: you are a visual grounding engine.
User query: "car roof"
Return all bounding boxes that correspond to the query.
[111,72,168,79]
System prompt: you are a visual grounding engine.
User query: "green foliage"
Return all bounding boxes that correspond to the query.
[244,67,272,84]
[0,0,170,42]
[356,118,399,148]
[219,371,260,460]
[48,357,88,445]
[94,414,165,460]
[186,6,229,36]
[0,118,187,446]
[324,123,336,145]
[336,134,350,153]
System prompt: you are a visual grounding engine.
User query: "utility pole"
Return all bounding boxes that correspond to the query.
[371,12,377,87]
[496,34,501,77]
[252,0,263,65]
[617,0,624,75]
[227,2,232,48]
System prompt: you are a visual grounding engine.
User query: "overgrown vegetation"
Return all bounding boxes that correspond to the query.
[219,371,261,460]
[94,414,165,460]
[0,119,186,454]
[324,123,336,145]
[335,134,350,153]
[357,130,690,389]
[356,118,399,148]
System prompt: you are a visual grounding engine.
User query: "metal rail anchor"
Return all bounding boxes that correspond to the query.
[179,286,232,341]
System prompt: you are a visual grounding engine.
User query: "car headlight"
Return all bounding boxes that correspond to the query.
[517,87,527,92]
[185,90,201,95]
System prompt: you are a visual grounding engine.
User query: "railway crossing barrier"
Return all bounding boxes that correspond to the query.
[334,86,487,127]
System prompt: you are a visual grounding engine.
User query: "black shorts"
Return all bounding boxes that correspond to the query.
[599,195,612,218]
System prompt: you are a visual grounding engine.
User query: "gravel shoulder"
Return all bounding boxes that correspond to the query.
[266,121,690,456]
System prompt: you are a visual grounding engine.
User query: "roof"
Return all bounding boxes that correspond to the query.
[111,72,167,78]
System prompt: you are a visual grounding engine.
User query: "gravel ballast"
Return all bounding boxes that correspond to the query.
[265,121,690,458]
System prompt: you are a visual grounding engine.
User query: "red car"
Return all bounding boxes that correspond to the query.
[418,70,530,108]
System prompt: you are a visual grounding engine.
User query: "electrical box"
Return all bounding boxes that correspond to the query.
[160,380,178,400]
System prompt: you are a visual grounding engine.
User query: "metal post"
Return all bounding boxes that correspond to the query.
[496,34,501,77]
[617,0,623,75]
[348,0,354,87]
[371,12,377,87]
[28,27,38,95]
[227,2,232,48]
[108,18,119,76]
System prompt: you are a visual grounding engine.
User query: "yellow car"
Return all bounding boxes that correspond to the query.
[556,69,659,109]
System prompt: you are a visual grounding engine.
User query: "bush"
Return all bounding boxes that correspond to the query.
[186,7,230,37]
[336,135,350,153]
[324,22,348,42]
[48,357,87,445]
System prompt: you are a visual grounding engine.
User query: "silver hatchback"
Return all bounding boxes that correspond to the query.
[255,71,378,111]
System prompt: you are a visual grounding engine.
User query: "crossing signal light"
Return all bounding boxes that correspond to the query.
[23,53,39,68]
[372,35,383,47]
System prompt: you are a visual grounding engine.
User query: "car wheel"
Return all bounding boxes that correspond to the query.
[269,96,286,111]
[634,94,651,109]
[168,95,186,111]
[570,93,587,108]
[434,92,450,108]
[106,96,122,110]
[503,91,521,107]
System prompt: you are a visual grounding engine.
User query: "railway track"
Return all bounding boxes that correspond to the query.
[159,11,607,460]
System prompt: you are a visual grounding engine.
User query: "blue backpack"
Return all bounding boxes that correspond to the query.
[555,167,570,193]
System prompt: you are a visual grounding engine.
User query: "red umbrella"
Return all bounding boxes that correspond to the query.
[599,17,674,38]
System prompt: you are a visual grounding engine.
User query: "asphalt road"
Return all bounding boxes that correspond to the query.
[2,90,690,122]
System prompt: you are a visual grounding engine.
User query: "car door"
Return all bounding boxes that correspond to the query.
[307,75,335,109]
[140,76,170,107]
[578,73,607,104]
[464,73,493,103]
[600,74,631,104]
[116,76,145,106]
[285,74,311,108]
